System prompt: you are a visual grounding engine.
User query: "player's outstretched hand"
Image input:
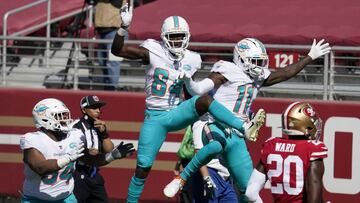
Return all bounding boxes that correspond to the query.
[105,142,135,162]
[57,143,85,168]
[307,39,331,60]
[120,3,133,29]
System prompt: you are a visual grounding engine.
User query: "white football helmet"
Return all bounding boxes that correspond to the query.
[233,38,269,78]
[282,102,322,140]
[32,98,72,132]
[161,16,190,58]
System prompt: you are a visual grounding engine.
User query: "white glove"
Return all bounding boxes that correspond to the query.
[120,3,133,29]
[307,39,331,60]
[57,143,85,168]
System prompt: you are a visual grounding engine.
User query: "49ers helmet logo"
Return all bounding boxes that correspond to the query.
[303,106,316,117]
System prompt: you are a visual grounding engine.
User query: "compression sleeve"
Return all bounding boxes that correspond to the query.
[245,169,266,202]
[184,78,215,96]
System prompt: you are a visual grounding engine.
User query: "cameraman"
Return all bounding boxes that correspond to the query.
[72,95,134,202]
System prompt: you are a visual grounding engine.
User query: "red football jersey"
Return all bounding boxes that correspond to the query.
[260,137,328,203]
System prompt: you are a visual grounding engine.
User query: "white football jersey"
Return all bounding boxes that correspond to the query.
[20,129,84,201]
[211,60,270,120]
[141,39,201,110]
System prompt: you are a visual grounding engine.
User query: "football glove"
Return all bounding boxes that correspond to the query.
[57,143,85,168]
[120,3,133,29]
[307,39,331,60]
[105,141,135,162]
[203,176,217,200]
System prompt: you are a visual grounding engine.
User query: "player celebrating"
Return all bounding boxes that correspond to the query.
[163,38,330,202]
[245,102,328,203]
[111,4,265,203]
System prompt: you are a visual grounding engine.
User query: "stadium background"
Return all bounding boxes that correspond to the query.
[1,0,360,202]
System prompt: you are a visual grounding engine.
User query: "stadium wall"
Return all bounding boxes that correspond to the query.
[0,88,359,203]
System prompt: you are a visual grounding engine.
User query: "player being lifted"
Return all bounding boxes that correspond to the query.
[245,102,328,203]
[111,4,265,203]
[163,37,330,202]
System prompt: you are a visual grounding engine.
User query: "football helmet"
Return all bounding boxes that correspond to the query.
[282,102,322,140]
[32,98,72,132]
[161,16,190,58]
[233,38,269,78]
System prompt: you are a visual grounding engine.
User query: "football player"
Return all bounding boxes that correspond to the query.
[163,38,330,202]
[20,98,134,203]
[20,98,84,202]
[111,4,265,203]
[245,102,328,203]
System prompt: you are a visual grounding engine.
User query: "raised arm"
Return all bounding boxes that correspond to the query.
[305,159,325,203]
[110,3,150,64]
[263,39,331,86]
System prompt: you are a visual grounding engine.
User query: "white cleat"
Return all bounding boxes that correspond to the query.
[243,109,266,142]
[163,176,185,198]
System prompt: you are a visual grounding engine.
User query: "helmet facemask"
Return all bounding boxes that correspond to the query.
[161,32,189,58]
[161,16,190,58]
[233,38,269,79]
[33,98,73,133]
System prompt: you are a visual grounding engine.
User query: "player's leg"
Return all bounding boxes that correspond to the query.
[196,95,266,142]
[181,123,226,181]
[126,110,168,203]
[164,123,226,198]
[195,95,246,132]
[222,135,253,203]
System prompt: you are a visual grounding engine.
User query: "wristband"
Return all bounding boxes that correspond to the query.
[117,27,128,36]
[57,156,70,168]
[105,152,114,163]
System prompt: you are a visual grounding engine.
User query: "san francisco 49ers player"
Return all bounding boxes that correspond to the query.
[111,4,266,203]
[245,102,328,203]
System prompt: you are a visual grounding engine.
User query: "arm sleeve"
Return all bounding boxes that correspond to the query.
[245,169,266,202]
[184,78,215,96]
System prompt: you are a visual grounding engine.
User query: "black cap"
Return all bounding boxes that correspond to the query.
[80,95,106,109]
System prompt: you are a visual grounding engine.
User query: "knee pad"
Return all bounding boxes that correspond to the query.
[137,154,153,169]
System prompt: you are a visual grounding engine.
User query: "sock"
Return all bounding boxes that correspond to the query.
[208,100,245,133]
[180,141,223,181]
[126,176,146,203]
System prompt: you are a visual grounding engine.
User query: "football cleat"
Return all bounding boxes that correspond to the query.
[243,109,266,142]
[163,176,186,198]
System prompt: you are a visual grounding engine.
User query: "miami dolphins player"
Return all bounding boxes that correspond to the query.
[21,98,135,203]
[111,4,266,203]
[20,98,85,202]
[164,38,331,202]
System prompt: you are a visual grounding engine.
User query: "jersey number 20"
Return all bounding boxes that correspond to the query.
[267,154,304,195]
